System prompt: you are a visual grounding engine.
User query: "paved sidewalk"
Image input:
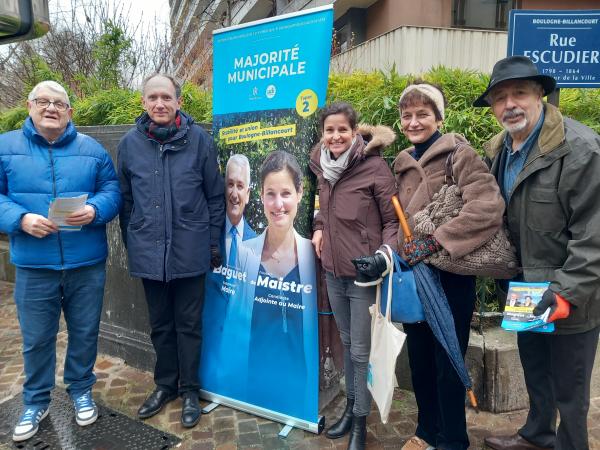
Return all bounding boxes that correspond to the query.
[1,280,599,449]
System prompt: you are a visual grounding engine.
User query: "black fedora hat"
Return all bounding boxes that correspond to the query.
[473,55,556,107]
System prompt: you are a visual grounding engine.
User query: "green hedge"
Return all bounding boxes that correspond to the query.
[2,67,599,143]
[2,67,599,311]
[0,107,29,133]
[0,83,212,131]
[327,66,600,157]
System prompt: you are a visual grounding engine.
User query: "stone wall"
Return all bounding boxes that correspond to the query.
[78,125,157,371]
[0,239,15,283]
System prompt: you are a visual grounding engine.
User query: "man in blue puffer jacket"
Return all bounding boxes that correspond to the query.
[117,73,224,429]
[0,81,121,442]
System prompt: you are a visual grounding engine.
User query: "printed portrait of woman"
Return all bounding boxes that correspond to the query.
[215,150,318,422]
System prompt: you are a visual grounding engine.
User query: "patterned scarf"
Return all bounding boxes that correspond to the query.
[144,112,181,142]
[319,137,357,185]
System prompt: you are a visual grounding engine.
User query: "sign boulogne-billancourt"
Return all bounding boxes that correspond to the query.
[508,9,600,88]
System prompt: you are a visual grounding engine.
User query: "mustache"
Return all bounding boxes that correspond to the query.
[502,108,525,121]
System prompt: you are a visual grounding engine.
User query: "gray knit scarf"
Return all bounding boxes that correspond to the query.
[319,137,357,185]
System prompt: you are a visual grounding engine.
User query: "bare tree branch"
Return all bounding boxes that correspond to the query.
[0,0,173,109]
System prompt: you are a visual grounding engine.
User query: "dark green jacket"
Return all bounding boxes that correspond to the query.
[485,103,600,334]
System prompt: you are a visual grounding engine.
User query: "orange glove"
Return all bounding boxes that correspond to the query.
[533,290,571,322]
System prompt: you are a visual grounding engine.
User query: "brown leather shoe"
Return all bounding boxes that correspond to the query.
[484,433,551,450]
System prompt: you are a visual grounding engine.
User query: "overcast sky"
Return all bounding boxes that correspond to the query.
[49,0,171,40]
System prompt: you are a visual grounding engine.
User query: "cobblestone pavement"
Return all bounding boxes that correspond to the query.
[1,280,599,449]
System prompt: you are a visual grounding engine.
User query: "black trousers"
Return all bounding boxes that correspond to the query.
[518,325,600,450]
[403,270,476,450]
[142,275,206,395]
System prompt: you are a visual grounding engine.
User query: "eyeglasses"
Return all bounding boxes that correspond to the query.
[33,98,69,112]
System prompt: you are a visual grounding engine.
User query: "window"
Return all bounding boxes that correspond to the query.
[453,0,521,30]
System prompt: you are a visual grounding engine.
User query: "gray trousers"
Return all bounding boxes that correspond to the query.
[325,272,375,416]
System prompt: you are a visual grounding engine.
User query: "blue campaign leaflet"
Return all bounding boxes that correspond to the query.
[501,281,554,333]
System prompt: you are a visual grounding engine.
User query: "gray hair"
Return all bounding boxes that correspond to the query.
[487,79,544,105]
[27,81,70,105]
[142,73,182,98]
[226,154,251,187]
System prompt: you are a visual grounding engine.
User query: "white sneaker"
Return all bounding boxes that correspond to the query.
[402,436,435,450]
[12,406,49,442]
[73,390,98,426]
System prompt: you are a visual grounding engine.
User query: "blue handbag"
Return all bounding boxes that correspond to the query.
[379,246,424,323]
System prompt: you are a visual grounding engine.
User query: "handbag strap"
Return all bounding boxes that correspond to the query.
[393,249,409,272]
[444,142,465,186]
[377,245,395,323]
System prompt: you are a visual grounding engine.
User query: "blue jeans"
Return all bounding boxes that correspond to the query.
[14,262,106,408]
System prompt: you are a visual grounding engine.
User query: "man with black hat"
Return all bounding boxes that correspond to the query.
[474,55,600,450]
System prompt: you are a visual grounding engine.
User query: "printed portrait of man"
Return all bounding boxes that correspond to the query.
[224,154,256,266]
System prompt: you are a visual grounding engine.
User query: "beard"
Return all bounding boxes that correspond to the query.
[501,108,528,134]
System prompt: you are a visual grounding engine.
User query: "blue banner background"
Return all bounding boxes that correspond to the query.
[201,6,333,428]
[213,8,333,114]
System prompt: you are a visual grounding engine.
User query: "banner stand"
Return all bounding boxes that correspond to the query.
[199,389,325,435]
[278,425,294,438]
[201,4,334,435]
[201,402,219,414]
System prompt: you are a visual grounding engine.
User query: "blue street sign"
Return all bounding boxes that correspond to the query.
[508,10,600,88]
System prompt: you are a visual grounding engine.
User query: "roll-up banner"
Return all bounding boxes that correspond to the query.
[200,5,334,433]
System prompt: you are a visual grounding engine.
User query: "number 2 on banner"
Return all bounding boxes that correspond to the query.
[296,89,318,117]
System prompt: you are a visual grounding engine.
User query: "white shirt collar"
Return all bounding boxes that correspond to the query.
[225,215,245,239]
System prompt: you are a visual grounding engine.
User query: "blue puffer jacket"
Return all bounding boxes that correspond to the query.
[0,118,121,269]
[117,111,225,281]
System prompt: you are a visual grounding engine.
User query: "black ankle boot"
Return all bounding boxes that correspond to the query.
[347,415,367,450]
[325,398,354,439]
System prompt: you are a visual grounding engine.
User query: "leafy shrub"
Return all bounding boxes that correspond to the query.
[476,276,500,313]
[180,82,212,124]
[1,66,598,140]
[327,69,406,156]
[73,88,142,125]
[70,81,212,126]
[328,66,600,157]
[327,67,504,157]
[0,107,28,133]
[559,87,600,134]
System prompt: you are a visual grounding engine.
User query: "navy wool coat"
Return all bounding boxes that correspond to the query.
[117,111,225,281]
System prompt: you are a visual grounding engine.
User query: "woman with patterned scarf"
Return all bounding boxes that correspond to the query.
[309,102,398,450]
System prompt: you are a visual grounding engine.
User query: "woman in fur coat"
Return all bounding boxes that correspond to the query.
[394,82,505,450]
[310,102,399,450]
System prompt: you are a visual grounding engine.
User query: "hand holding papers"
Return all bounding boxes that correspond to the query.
[48,194,91,231]
[20,213,59,238]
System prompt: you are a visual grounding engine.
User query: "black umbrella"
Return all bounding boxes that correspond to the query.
[392,195,477,409]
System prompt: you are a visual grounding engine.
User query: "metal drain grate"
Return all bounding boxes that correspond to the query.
[0,389,181,450]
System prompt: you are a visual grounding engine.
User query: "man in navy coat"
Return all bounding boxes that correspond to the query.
[117,74,224,428]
